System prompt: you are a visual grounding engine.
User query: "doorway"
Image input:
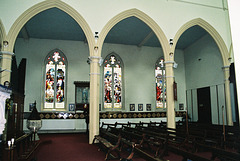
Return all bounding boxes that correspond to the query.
[197,87,212,124]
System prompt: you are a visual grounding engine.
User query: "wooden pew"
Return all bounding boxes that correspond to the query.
[121,124,212,161]
[100,127,167,161]
[100,121,240,161]
[166,144,211,161]
[127,126,168,158]
[93,132,121,160]
[195,142,240,161]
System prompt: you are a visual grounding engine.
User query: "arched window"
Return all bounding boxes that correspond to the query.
[155,57,166,109]
[44,49,67,110]
[103,53,123,109]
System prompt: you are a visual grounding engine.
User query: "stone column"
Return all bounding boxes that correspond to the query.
[222,66,233,126]
[89,56,100,144]
[165,61,176,129]
[0,51,14,84]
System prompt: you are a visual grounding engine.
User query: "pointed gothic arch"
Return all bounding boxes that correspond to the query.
[98,8,169,60]
[174,18,233,125]
[6,0,94,53]
[173,18,229,66]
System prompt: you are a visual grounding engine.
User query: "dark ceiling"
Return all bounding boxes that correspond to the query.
[17,8,208,50]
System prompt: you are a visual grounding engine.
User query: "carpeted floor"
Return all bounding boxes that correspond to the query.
[36,133,147,161]
[35,133,214,161]
[36,133,106,161]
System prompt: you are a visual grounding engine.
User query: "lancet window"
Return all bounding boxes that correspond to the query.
[44,50,67,110]
[103,54,123,109]
[155,57,167,109]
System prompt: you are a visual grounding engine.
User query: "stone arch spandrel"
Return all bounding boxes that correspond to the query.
[98,8,169,60]
[173,18,229,66]
[6,0,94,53]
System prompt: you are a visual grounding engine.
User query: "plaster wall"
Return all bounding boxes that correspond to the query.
[184,34,224,89]
[184,33,227,124]
[15,38,187,112]
[101,43,186,112]
[14,38,90,111]
[0,0,232,51]
[15,32,226,130]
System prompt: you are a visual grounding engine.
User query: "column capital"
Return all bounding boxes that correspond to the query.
[0,51,14,56]
[164,61,175,64]
[222,65,230,71]
[88,56,103,66]
[89,56,102,59]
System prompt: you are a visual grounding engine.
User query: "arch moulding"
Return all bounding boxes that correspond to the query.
[0,19,6,50]
[173,18,229,66]
[6,0,94,53]
[98,8,170,60]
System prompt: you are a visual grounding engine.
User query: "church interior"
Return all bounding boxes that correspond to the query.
[1,0,240,160]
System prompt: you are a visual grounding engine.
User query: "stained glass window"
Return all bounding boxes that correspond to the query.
[45,50,67,110]
[155,57,166,109]
[103,54,123,109]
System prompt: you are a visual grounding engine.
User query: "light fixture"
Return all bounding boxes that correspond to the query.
[99,57,103,66]
[87,57,91,64]
[169,52,173,57]
[173,61,178,69]
[3,41,8,47]
[169,39,173,47]
[94,46,98,53]
[95,32,99,43]
[4,81,10,88]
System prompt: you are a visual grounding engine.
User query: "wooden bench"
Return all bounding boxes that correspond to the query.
[100,121,240,161]
[93,134,121,160]
[167,144,211,161]
[103,127,168,161]
[120,125,209,161]
[122,125,167,156]
[195,142,240,161]
[121,123,211,160]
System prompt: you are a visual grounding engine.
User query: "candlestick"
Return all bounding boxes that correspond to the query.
[8,141,11,149]
[11,138,14,147]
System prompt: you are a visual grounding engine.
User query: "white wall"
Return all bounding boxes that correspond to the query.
[15,37,188,131]
[15,38,187,112]
[14,38,90,111]
[184,33,227,124]
[0,0,232,50]
[174,49,187,110]
[6,0,233,131]
[228,1,240,125]
[100,43,187,112]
